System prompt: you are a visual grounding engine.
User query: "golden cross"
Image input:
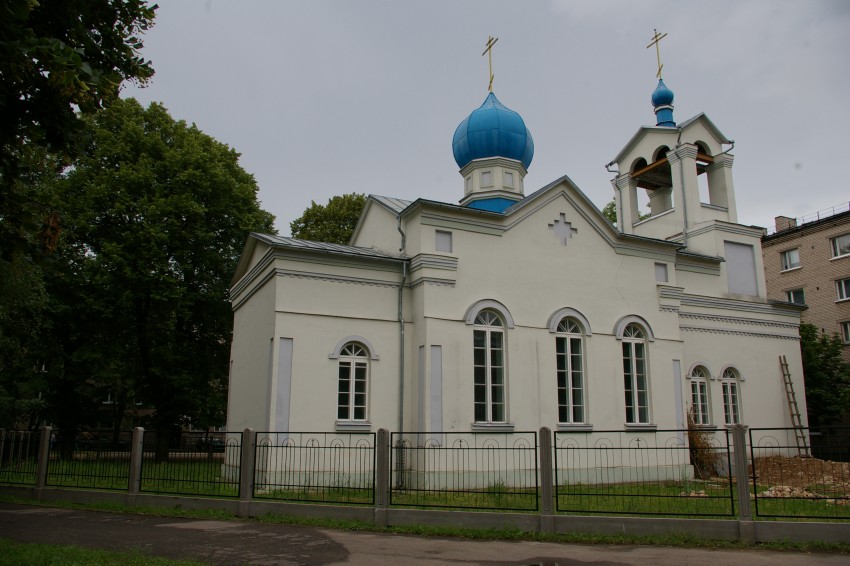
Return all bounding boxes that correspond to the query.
[482,36,499,92]
[646,28,668,79]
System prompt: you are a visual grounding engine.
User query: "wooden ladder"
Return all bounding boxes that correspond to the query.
[779,355,809,456]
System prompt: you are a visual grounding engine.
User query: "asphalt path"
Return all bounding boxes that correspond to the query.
[1,503,846,565]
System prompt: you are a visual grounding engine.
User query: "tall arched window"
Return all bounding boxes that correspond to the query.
[556,317,585,423]
[688,366,711,425]
[721,367,742,425]
[622,323,650,424]
[473,309,506,423]
[337,343,369,421]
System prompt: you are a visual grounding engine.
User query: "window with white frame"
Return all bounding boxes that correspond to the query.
[337,343,368,421]
[831,233,850,258]
[841,321,850,344]
[780,248,800,271]
[688,366,711,425]
[473,309,506,423]
[503,170,514,188]
[786,288,805,304]
[720,368,741,425]
[481,171,493,187]
[622,323,650,424]
[555,317,585,423]
[837,278,850,301]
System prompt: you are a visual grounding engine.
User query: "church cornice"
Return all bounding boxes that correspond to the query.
[680,325,800,341]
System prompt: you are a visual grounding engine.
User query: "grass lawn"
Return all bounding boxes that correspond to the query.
[0,538,205,566]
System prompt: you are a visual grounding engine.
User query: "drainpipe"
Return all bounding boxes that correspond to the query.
[396,216,407,488]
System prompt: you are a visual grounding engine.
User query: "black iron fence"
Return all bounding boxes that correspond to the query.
[0,430,39,485]
[2,425,849,521]
[750,426,850,520]
[389,431,538,511]
[554,428,735,517]
[253,431,376,505]
[140,431,242,498]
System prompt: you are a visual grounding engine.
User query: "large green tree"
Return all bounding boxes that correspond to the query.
[290,193,366,244]
[799,323,850,427]
[0,0,156,260]
[49,98,275,458]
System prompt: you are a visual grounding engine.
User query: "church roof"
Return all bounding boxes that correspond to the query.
[252,234,407,261]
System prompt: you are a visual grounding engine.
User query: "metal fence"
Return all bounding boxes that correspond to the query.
[253,431,376,505]
[46,430,133,491]
[389,431,539,511]
[0,430,39,485]
[750,426,850,520]
[140,431,242,498]
[554,428,735,517]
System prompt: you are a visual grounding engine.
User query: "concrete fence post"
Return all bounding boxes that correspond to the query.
[238,428,256,517]
[127,427,144,496]
[731,424,755,543]
[35,426,51,494]
[374,429,390,527]
[538,427,555,532]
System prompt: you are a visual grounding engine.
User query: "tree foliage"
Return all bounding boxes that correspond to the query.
[290,193,366,244]
[601,200,617,226]
[43,99,274,456]
[799,323,850,426]
[0,0,157,260]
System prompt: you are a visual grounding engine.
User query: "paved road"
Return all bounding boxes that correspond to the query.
[1,503,846,565]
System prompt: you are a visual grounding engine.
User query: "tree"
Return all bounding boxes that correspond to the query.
[290,193,366,244]
[799,323,850,427]
[0,0,157,260]
[50,98,275,458]
[601,200,617,226]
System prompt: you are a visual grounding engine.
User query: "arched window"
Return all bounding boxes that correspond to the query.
[688,366,711,425]
[622,323,650,424]
[337,343,369,421]
[473,309,506,423]
[720,367,742,425]
[556,317,585,423]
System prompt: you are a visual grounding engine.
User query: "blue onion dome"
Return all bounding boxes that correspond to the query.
[452,92,534,170]
[651,78,674,107]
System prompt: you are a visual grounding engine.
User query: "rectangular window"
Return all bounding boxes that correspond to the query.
[690,381,709,425]
[623,341,649,424]
[786,288,805,304]
[654,262,668,283]
[722,381,740,425]
[556,336,584,423]
[832,234,850,258]
[465,176,472,193]
[841,321,850,344]
[481,171,492,187]
[780,248,800,271]
[503,170,514,188]
[473,327,505,423]
[838,278,850,301]
[435,230,452,253]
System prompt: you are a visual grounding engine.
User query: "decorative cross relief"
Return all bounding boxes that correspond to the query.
[549,213,578,246]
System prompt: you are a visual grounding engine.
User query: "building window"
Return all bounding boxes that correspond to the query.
[503,170,514,188]
[473,309,506,423]
[435,230,453,253]
[780,248,800,271]
[688,366,711,425]
[720,368,741,425]
[622,323,650,424]
[786,288,805,304]
[841,322,850,344]
[555,317,585,424]
[831,233,850,258]
[654,262,668,283]
[337,343,368,421]
[481,171,492,187]
[465,175,472,193]
[838,278,850,301]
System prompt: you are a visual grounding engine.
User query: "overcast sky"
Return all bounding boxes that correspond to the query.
[123,0,850,237]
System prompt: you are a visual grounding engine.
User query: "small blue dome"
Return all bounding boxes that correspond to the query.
[452,92,534,170]
[651,79,674,107]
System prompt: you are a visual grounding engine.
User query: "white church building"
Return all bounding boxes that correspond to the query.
[226,68,807,441]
